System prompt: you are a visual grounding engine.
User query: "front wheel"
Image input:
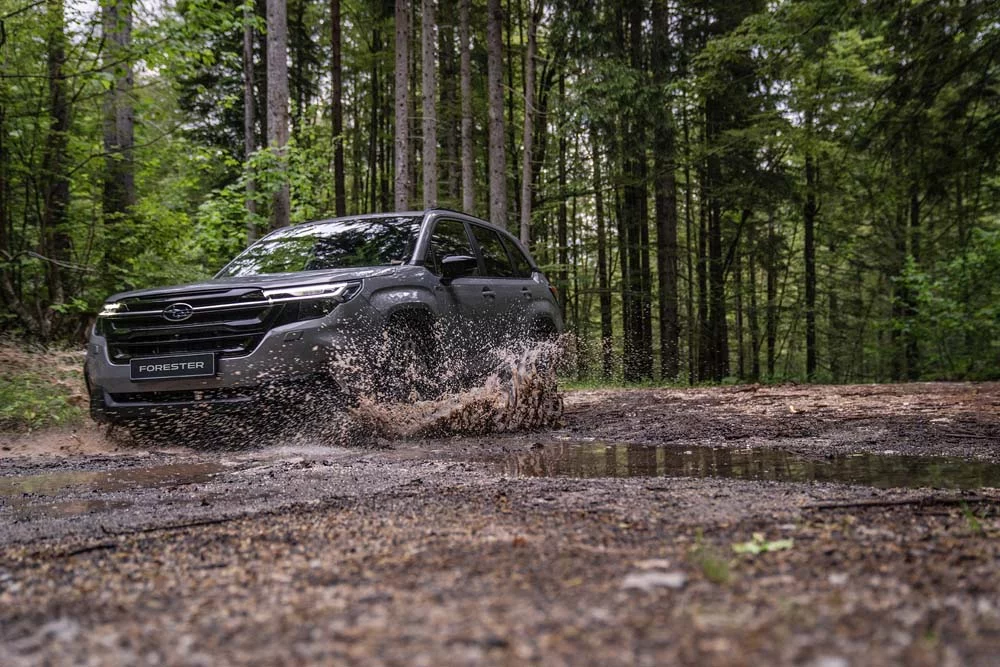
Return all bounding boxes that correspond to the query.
[378,317,438,402]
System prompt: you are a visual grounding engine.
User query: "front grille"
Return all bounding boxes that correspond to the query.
[102,287,284,363]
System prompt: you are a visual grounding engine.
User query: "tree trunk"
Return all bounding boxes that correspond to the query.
[459,0,474,214]
[621,3,651,383]
[40,0,72,334]
[827,237,840,382]
[682,97,696,384]
[519,0,538,246]
[289,0,305,129]
[266,0,290,230]
[804,148,817,380]
[505,0,518,229]
[368,28,383,212]
[652,0,678,382]
[556,86,567,324]
[438,9,458,204]
[766,209,777,378]
[705,108,729,381]
[593,130,613,381]
[697,167,710,382]
[749,227,761,383]
[243,1,259,240]
[735,237,745,380]
[486,0,507,229]
[330,0,346,216]
[421,0,437,208]
[101,0,134,292]
[394,0,412,211]
[905,177,920,378]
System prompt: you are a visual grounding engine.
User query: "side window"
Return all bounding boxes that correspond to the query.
[500,236,533,278]
[470,225,516,278]
[427,219,477,276]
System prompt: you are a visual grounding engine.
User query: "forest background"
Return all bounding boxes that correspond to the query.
[1,0,998,386]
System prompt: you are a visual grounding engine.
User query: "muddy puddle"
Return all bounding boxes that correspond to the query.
[0,462,228,498]
[0,462,230,521]
[501,442,1000,490]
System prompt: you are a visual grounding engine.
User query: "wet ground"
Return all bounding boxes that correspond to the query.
[1,382,999,666]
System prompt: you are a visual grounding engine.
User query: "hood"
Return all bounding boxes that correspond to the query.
[105,267,397,303]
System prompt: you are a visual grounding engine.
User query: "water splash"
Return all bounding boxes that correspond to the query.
[107,332,566,448]
[348,339,564,438]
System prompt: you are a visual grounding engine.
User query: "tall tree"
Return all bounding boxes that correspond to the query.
[38,0,72,336]
[394,0,412,210]
[330,0,345,216]
[458,0,474,214]
[243,0,259,240]
[102,0,135,287]
[266,0,290,229]
[652,0,678,381]
[421,0,437,207]
[621,1,652,382]
[518,0,539,245]
[485,0,506,229]
[592,129,613,380]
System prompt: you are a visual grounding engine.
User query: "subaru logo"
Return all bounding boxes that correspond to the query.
[162,302,194,322]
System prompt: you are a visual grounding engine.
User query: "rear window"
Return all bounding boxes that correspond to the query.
[500,235,534,278]
[217,216,421,277]
[470,225,516,278]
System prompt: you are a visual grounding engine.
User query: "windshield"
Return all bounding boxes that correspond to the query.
[217,216,421,277]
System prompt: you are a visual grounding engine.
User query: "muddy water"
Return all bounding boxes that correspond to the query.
[349,340,564,438]
[0,462,228,498]
[0,462,230,521]
[502,442,1000,490]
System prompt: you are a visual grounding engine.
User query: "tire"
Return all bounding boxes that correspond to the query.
[379,316,438,402]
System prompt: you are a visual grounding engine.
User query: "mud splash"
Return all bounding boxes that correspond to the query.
[502,442,1000,490]
[348,341,564,438]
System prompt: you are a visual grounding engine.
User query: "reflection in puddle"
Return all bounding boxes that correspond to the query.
[502,443,1000,490]
[0,462,227,498]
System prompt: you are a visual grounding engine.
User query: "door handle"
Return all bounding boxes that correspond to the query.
[521,287,532,300]
[482,287,496,299]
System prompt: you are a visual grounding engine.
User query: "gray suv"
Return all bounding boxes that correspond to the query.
[85,209,563,426]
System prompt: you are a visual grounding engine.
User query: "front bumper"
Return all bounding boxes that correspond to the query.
[85,312,370,425]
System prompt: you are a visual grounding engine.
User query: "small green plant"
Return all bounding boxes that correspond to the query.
[689,530,731,585]
[961,503,984,535]
[732,532,794,555]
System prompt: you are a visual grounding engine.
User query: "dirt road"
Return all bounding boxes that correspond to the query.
[2,383,999,666]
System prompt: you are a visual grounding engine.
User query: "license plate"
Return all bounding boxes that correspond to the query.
[130,353,216,381]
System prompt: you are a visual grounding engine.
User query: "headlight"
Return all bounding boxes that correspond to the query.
[266,281,361,323]
[262,281,361,303]
[99,302,124,317]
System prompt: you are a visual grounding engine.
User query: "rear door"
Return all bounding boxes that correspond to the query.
[467,223,537,343]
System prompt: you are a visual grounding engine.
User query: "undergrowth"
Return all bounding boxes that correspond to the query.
[0,342,86,432]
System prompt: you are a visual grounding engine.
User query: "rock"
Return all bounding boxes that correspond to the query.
[621,571,687,591]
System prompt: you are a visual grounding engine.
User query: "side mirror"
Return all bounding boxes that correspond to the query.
[441,255,478,281]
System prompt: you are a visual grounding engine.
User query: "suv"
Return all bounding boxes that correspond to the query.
[85,209,563,426]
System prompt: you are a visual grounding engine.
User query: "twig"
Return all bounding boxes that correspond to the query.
[803,496,995,511]
[109,515,244,536]
[934,431,996,441]
[51,542,117,559]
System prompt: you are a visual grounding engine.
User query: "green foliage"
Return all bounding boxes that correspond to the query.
[899,229,1000,380]
[1,0,999,386]
[689,531,731,585]
[0,369,83,432]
